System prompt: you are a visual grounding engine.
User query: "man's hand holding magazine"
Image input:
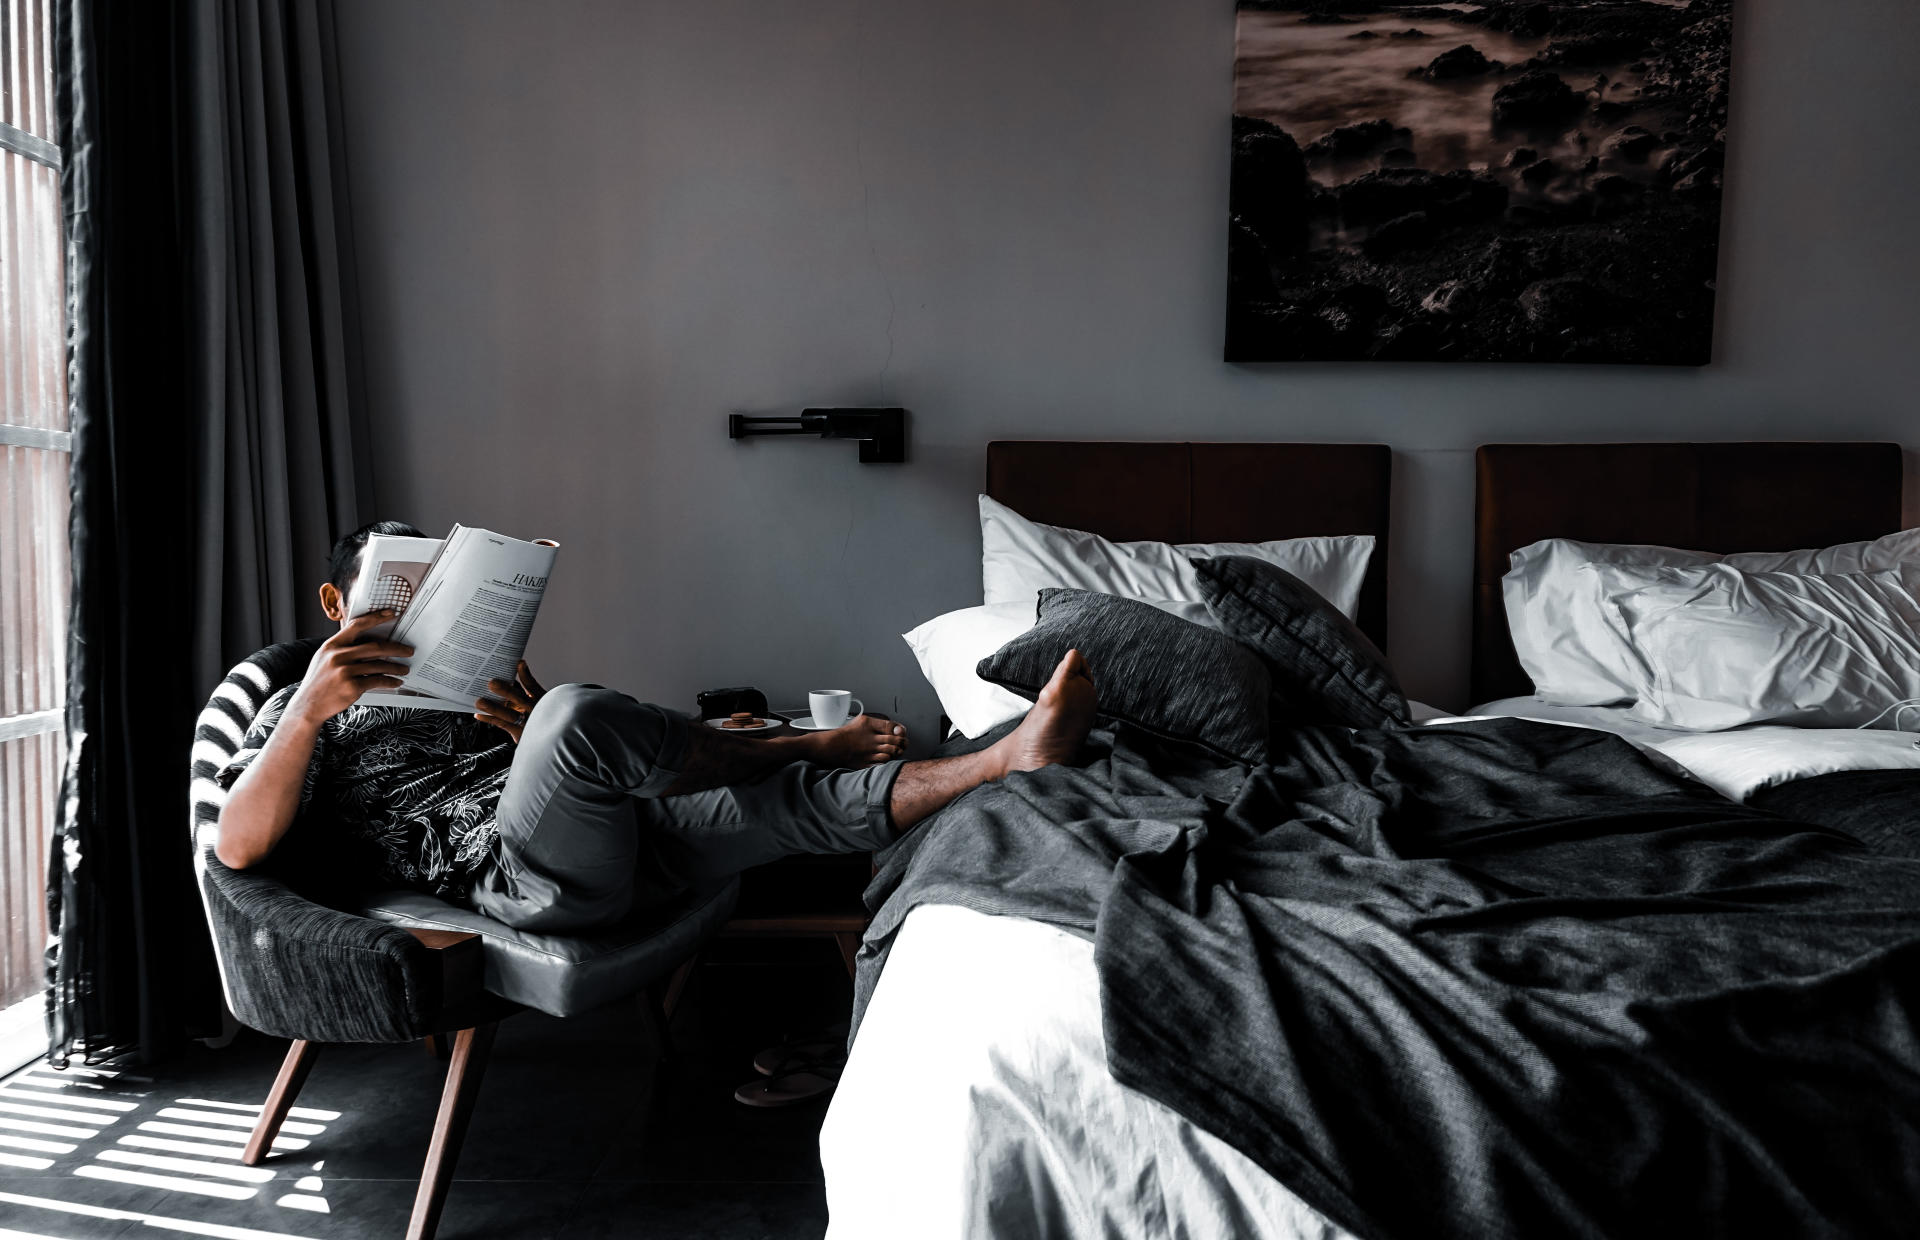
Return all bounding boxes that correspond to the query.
[289,610,413,725]
[473,659,548,744]
[345,525,560,712]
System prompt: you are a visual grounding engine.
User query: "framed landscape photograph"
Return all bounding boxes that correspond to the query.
[1225,0,1732,364]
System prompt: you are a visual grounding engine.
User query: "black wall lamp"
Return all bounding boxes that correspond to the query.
[727,407,906,464]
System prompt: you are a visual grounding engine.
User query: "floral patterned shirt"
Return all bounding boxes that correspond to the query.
[218,684,515,900]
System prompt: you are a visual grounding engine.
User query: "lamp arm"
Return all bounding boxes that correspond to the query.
[727,407,906,463]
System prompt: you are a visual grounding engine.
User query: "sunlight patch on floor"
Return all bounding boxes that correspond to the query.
[75,1162,261,1199]
[273,1193,330,1213]
[0,1151,53,1171]
[0,1188,325,1240]
[0,1061,346,1232]
[97,1148,278,1183]
[0,1116,96,1140]
[177,1098,341,1123]
[156,1108,328,1137]
[0,1085,138,1112]
[138,1120,310,1151]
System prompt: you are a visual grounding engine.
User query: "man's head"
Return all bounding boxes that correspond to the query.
[320,520,428,626]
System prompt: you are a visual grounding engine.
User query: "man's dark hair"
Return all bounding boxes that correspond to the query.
[328,520,428,596]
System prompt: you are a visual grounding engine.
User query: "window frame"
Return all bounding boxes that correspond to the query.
[0,0,70,1072]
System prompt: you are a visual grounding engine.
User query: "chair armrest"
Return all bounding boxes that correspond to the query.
[197,845,443,1043]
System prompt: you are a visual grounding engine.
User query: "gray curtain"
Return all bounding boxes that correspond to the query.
[51,0,369,1064]
[185,0,372,696]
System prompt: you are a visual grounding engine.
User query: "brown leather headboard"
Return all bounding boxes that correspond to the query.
[1472,442,1905,705]
[985,441,1393,647]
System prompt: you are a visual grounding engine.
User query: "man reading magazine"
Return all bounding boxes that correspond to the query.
[218,521,1097,933]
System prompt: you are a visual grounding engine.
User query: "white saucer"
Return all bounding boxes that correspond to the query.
[784,715,848,732]
[703,715,783,733]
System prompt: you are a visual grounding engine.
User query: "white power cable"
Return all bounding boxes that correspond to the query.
[1855,697,1920,745]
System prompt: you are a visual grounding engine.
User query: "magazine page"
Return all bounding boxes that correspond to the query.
[361,525,559,711]
[344,534,446,640]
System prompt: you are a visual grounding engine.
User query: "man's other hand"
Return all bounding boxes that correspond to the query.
[290,611,413,725]
[475,661,547,744]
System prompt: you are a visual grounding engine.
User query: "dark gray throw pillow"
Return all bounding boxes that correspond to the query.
[975,588,1271,764]
[1193,555,1408,729]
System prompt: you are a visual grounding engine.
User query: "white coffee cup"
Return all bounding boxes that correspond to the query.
[809,690,863,729]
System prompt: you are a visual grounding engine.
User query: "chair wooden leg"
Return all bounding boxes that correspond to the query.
[242,1039,321,1167]
[660,954,699,1022]
[633,988,671,1058]
[406,1021,499,1240]
[423,1033,450,1060]
[835,932,860,981]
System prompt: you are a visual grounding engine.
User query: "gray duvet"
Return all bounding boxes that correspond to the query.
[859,717,1920,1240]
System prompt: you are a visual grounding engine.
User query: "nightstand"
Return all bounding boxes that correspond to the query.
[719,851,870,980]
[677,706,884,996]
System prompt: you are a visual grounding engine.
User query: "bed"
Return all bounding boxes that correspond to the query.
[826,441,1389,1240]
[1459,442,1920,826]
[823,440,1920,1240]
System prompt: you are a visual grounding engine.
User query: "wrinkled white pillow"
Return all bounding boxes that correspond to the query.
[1503,530,1920,705]
[1726,530,1920,576]
[902,599,1219,739]
[979,494,1373,620]
[1595,562,1920,730]
[1504,540,1715,705]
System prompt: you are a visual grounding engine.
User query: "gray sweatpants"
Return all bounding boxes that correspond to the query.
[468,683,901,934]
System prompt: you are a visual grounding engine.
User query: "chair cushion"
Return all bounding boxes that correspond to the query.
[358,879,739,1019]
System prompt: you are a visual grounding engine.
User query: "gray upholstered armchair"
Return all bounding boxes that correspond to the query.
[190,639,738,1240]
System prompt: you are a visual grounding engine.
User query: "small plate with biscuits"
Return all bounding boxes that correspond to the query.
[704,711,784,733]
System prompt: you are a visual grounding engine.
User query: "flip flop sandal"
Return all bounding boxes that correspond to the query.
[751,1037,845,1078]
[734,1060,843,1108]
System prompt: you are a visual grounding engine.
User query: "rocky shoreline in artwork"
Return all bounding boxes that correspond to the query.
[1227,0,1731,363]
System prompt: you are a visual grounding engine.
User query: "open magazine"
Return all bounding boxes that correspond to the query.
[344,525,559,711]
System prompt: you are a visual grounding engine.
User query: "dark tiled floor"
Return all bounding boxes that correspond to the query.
[0,942,850,1240]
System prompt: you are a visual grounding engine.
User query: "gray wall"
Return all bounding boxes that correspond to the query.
[333,0,1920,736]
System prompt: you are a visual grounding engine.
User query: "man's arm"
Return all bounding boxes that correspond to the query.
[216,612,413,870]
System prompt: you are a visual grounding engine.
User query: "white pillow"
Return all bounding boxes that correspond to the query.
[1594,562,1920,731]
[978,494,1373,620]
[902,598,1220,739]
[1503,540,1716,705]
[1503,530,1920,705]
[902,604,1038,738]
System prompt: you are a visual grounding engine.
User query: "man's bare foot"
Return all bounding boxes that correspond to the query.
[807,714,908,768]
[993,649,1098,776]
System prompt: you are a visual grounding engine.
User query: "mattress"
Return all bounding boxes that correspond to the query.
[1449,696,1920,802]
[820,904,1351,1240]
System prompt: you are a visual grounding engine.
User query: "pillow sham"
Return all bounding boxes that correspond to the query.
[1503,529,1920,705]
[901,604,1042,739]
[1194,555,1408,729]
[979,494,1374,621]
[975,588,1271,763]
[1593,562,1920,730]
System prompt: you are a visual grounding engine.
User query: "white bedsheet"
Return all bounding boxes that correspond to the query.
[821,904,1351,1240]
[1451,697,1920,802]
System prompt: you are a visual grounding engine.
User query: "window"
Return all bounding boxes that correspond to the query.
[0,0,67,1073]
